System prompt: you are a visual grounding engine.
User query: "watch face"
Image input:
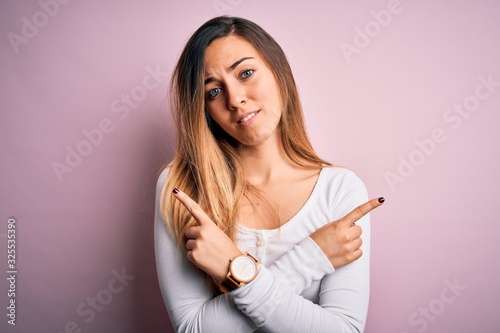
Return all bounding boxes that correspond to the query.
[231,256,257,282]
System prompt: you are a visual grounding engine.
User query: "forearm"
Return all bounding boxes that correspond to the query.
[232,214,371,333]
[267,236,334,294]
[232,245,370,333]
[155,211,258,333]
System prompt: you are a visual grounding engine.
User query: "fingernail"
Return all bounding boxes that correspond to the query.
[173,188,179,194]
[378,197,385,203]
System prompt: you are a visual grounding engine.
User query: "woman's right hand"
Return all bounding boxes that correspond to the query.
[172,188,243,282]
[310,197,384,269]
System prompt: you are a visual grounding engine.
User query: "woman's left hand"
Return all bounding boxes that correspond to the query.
[172,188,242,281]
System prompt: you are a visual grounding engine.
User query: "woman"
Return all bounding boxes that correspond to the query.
[155,16,384,332]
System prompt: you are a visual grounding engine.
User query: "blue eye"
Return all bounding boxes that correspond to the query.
[241,69,254,79]
[207,87,221,99]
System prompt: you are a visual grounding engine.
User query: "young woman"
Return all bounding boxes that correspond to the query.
[155,16,384,333]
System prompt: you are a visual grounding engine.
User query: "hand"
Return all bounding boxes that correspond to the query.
[310,197,384,269]
[172,188,242,281]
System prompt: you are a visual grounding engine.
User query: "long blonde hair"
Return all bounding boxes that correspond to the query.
[159,16,330,294]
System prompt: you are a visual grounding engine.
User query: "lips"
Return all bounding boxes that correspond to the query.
[237,111,259,124]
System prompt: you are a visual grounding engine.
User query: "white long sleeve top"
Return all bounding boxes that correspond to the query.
[155,166,371,333]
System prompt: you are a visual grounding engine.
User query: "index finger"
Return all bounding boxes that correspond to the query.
[172,188,212,225]
[340,197,385,226]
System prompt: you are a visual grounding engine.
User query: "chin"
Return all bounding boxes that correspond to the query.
[240,133,277,147]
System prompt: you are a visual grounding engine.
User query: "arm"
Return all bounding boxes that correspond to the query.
[267,237,335,294]
[155,170,258,332]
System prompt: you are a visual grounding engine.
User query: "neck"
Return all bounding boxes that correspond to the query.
[239,134,295,185]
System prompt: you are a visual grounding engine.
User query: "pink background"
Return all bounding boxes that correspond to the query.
[1,1,499,332]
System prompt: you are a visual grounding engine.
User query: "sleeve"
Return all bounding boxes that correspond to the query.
[231,171,371,333]
[268,237,335,294]
[154,168,258,333]
[156,168,370,332]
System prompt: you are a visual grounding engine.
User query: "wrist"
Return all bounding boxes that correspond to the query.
[215,250,242,282]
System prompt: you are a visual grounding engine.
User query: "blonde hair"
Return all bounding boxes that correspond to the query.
[159,16,330,294]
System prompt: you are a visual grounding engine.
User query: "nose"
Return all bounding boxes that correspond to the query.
[226,82,246,111]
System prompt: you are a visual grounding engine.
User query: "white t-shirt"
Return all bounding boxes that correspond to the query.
[155,166,371,333]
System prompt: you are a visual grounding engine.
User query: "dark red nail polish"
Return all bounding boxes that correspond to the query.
[173,188,179,194]
[378,197,385,203]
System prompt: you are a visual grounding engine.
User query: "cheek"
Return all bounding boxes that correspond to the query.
[207,105,222,122]
[257,76,281,109]
[207,106,230,130]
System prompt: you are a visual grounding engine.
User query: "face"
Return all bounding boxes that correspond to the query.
[203,35,282,148]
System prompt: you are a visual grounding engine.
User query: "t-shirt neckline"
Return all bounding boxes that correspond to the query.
[237,167,326,235]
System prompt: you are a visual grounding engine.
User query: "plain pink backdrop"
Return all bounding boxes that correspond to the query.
[1,0,499,332]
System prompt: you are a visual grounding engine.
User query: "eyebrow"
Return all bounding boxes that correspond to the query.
[204,57,254,85]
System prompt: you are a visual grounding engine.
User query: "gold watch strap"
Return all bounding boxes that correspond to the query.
[222,274,242,291]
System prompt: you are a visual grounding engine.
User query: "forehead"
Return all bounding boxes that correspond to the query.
[204,35,261,71]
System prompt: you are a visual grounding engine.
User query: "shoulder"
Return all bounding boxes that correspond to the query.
[317,167,368,212]
[156,165,171,196]
[319,166,367,192]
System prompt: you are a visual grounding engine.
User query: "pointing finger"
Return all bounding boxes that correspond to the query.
[172,187,212,225]
[341,197,385,226]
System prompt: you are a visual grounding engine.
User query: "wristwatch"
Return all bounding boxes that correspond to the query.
[222,252,260,291]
